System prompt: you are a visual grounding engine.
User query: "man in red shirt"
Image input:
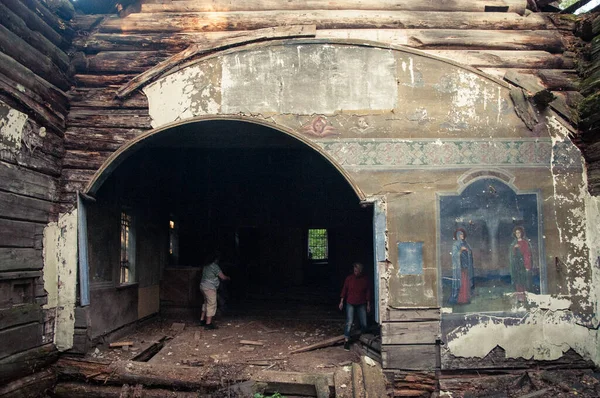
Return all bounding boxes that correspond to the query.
[339,262,371,350]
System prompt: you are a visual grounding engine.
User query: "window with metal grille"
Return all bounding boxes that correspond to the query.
[120,211,135,284]
[308,229,328,261]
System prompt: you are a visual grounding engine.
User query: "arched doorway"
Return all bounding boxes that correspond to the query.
[82,118,376,340]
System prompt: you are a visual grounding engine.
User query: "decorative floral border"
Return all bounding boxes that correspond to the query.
[317,139,579,169]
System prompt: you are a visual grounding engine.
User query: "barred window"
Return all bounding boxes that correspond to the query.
[120,211,135,284]
[308,229,328,261]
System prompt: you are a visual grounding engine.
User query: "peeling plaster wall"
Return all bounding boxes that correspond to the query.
[0,101,27,153]
[43,210,78,351]
[141,41,599,366]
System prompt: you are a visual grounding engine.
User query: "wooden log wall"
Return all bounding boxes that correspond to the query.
[576,13,600,195]
[0,0,72,386]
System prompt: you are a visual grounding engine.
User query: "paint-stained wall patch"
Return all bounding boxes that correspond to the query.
[0,101,28,153]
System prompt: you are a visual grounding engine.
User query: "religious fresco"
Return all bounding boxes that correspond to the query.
[438,176,544,312]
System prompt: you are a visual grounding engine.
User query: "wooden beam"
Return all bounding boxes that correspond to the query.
[141,0,528,15]
[0,52,68,115]
[75,28,565,53]
[0,220,43,248]
[0,304,42,331]
[97,11,549,34]
[422,50,575,69]
[0,75,66,135]
[0,248,43,272]
[0,343,58,385]
[0,24,70,90]
[381,345,437,370]
[0,322,43,359]
[0,134,62,177]
[289,335,345,354]
[64,127,145,151]
[510,86,539,129]
[63,150,113,170]
[116,25,316,98]
[0,3,71,72]
[67,109,152,129]
[68,88,148,109]
[381,321,440,345]
[74,74,137,87]
[19,0,75,39]
[53,382,200,398]
[2,0,69,50]
[0,160,58,201]
[0,191,55,223]
[73,51,172,74]
[0,368,56,398]
[537,69,579,90]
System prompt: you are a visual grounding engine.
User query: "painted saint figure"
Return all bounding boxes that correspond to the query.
[449,228,474,305]
[509,226,534,299]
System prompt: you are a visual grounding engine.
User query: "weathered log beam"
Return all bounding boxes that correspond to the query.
[422,50,575,69]
[536,69,579,90]
[3,0,70,49]
[68,109,152,129]
[74,28,565,53]
[141,0,528,14]
[53,382,201,398]
[0,52,68,115]
[321,28,564,52]
[0,142,62,178]
[0,3,71,73]
[117,25,317,98]
[19,0,75,39]
[0,368,56,398]
[97,11,550,33]
[74,48,574,75]
[0,219,44,248]
[61,169,95,194]
[0,344,58,385]
[54,358,222,390]
[0,191,56,223]
[0,248,44,272]
[64,127,146,151]
[63,150,113,170]
[0,24,70,90]
[68,88,148,109]
[0,160,58,201]
[0,304,42,330]
[74,74,137,87]
[72,51,172,74]
[0,75,66,135]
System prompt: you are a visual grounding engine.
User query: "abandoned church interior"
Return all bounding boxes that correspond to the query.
[1,0,600,396]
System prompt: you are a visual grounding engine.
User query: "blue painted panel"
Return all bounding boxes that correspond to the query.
[398,242,424,275]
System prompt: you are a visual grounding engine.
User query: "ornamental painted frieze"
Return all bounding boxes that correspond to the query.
[317,139,577,169]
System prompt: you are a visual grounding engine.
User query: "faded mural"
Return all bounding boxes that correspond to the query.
[438,176,545,312]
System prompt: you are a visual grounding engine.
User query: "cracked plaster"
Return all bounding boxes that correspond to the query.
[0,101,27,153]
[43,210,78,351]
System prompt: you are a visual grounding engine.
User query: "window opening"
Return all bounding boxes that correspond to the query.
[169,218,179,265]
[308,229,328,261]
[120,211,135,284]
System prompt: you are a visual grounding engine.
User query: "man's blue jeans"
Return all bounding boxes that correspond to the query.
[344,303,367,339]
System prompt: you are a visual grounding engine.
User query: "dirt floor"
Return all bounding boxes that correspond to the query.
[84,291,366,393]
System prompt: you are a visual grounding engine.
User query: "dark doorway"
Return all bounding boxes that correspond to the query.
[85,120,375,337]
